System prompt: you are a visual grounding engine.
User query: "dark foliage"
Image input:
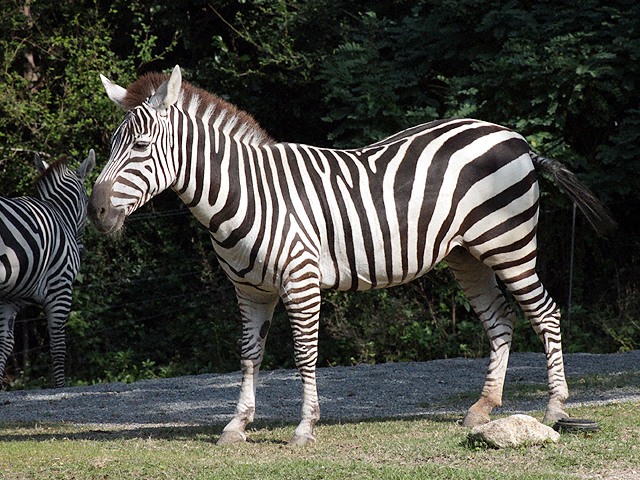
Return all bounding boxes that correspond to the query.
[1,0,638,389]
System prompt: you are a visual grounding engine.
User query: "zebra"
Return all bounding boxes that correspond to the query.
[90,66,613,445]
[0,150,95,388]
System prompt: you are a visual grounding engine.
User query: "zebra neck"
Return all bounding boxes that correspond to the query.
[169,99,275,241]
[35,192,78,231]
[173,131,264,243]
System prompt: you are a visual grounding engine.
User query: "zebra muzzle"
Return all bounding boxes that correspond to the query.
[88,183,127,234]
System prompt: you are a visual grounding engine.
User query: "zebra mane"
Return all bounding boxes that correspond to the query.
[36,157,69,184]
[121,72,275,146]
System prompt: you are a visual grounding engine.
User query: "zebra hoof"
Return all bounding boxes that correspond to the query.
[462,410,491,428]
[217,430,246,445]
[289,433,316,446]
[543,409,569,425]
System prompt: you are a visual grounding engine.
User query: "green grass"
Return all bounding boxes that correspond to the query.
[1,401,639,479]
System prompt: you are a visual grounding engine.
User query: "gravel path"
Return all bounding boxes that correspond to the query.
[1,350,639,428]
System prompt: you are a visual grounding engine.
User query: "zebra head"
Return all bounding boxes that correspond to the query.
[89,66,183,233]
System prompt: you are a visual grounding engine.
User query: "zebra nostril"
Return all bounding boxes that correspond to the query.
[96,206,108,223]
[87,200,105,221]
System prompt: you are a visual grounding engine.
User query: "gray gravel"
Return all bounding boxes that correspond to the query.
[1,350,639,428]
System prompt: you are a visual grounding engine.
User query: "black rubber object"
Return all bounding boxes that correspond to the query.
[553,418,600,433]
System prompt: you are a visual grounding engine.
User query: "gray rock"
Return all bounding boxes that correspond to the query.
[469,414,561,448]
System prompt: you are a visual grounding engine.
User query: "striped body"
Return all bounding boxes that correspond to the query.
[197,120,535,293]
[0,152,94,388]
[92,67,612,444]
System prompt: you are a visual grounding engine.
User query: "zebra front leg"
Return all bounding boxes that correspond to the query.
[446,248,516,427]
[218,291,278,444]
[0,303,19,386]
[282,281,322,446]
[44,293,72,389]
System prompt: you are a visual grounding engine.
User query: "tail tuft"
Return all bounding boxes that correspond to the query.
[530,151,616,235]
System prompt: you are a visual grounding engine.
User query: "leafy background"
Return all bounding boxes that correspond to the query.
[1,0,638,389]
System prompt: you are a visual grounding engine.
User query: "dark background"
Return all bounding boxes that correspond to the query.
[1,0,638,389]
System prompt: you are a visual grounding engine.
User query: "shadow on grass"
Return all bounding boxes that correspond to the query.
[0,413,464,444]
[0,422,202,440]
[0,422,279,444]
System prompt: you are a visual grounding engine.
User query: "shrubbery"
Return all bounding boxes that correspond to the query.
[1,0,638,388]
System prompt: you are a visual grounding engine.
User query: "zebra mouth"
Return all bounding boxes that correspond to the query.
[88,203,126,234]
[88,185,127,234]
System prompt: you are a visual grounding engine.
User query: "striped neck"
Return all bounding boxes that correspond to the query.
[35,161,87,246]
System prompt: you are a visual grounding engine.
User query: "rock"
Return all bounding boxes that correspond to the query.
[469,414,561,448]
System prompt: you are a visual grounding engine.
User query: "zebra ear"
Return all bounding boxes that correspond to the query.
[100,73,128,109]
[149,65,182,112]
[34,153,49,174]
[76,149,96,180]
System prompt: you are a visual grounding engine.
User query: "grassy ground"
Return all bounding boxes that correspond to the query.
[2,372,640,479]
[1,400,639,479]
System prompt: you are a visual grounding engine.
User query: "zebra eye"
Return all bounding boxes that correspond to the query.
[132,139,150,151]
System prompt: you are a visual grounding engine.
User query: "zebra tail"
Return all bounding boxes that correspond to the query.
[530,151,616,235]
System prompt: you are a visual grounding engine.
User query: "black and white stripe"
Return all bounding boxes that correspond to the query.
[91,66,613,444]
[0,151,95,388]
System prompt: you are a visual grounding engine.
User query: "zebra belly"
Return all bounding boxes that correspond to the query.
[318,235,460,291]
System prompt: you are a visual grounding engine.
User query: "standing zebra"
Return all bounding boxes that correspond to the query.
[0,150,95,388]
[90,66,613,445]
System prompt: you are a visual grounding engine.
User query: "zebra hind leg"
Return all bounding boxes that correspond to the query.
[218,291,278,445]
[0,303,19,387]
[44,297,72,389]
[507,278,569,424]
[445,248,517,427]
[479,246,570,424]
